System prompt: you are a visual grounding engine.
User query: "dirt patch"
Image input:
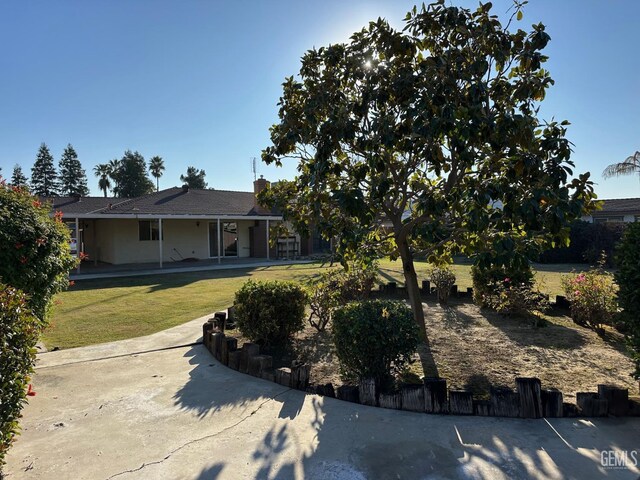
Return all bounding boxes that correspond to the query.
[415,299,637,401]
[224,300,637,403]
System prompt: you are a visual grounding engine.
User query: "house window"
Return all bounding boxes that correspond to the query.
[139,220,162,241]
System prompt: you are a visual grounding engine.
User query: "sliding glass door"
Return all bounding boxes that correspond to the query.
[209,221,238,257]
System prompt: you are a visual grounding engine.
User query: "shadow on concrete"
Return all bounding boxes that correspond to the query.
[196,462,225,479]
[176,341,638,480]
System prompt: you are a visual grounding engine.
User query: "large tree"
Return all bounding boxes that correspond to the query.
[149,156,165,191]
[260,1,596,335]
[58,144,89,196]
[111,150,154,198]
[30,143,59,197]
[93,163,112,197]
[180,166,207,189]
[10,165,28,189]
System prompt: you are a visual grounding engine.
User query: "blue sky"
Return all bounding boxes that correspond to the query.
[1,0,638,199]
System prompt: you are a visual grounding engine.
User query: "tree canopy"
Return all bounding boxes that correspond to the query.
[111,150,154,198]
[58,144,89,197]
[10,165,28,189]
[260,1,596,333]
[180,166,207,189]
[30,143,58,197]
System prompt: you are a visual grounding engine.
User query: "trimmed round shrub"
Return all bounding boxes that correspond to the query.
[0,284,39,470]
[0,183,77,321]
[332,300,420,385]
[234,280,308,346]
[615,222,640,379]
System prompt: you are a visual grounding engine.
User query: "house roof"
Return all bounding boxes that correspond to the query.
[43,196,126,214]
[43,187,278,217]
[594,198,640,216]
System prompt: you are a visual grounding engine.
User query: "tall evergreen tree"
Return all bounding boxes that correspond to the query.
[93,163,112,197]
[112,150,154,197]
[30,143,58,196]
[58,144,89,196]
[149,156,165,191]
[10,165,28,189]
[180,166,207,189]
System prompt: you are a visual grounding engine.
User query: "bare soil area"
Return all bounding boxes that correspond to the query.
[225,299,637,403]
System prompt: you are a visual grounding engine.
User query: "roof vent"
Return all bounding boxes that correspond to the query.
[182,185,190,192]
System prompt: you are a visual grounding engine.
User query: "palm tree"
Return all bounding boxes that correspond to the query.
[149,156,165,191]
[603,151,640,181]
[108,158,121,193]
[93,164,112,197]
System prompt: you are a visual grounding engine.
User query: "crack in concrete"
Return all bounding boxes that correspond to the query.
[104,387,292,480]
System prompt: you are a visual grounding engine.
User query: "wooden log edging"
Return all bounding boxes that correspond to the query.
[202,309,640,419]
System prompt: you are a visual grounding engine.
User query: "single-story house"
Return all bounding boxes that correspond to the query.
[45,178,330,267]
[582,198,640,224]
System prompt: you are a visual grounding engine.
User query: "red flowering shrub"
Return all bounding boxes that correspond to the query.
[0,182,77,321]
[0,284,39,470]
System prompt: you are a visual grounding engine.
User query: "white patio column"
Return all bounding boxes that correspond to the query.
[217,218,221,264]
[75,217,80,274]
[158,218,163,269]
[266,219,270,260]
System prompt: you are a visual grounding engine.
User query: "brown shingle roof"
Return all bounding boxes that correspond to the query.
[44,187,277,217]
[42,196,126,214]
[595,198,640,215]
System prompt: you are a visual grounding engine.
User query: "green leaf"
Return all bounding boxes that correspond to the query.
[517,10,523,21]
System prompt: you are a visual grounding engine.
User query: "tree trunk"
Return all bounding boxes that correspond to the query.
[396,234,426,338]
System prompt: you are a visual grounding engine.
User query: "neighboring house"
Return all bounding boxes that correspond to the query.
[582,198,640,224]
[44,178,324,267]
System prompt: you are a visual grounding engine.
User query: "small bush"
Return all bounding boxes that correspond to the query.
[561,264,618,332]
[484,282,549,321]
[472,262,534,308]
[307,265,378,331]
[234,280,308,346]
[615,222,640,378]
[0,284,39,470]
[471,262,546,321]
[332,300,420,385]
[429,267,456,304]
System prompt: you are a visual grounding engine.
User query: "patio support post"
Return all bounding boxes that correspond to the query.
[75,217,80,274]
[266,219,270,260]
[217,218,221,264]
[158,218,163,269]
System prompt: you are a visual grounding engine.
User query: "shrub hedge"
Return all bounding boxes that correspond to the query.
[332,300,420,386]
[615,222,640,378]
[0,284,39,470]
[234,280,308,346]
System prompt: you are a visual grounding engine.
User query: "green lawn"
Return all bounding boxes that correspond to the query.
[44,259,587,349]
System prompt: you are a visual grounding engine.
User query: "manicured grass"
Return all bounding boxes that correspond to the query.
[44,259,583,349]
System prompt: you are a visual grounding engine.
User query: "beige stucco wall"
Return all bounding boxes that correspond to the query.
[91,218,258,264]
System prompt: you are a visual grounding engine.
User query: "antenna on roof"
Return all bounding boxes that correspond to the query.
[251,157,257,181]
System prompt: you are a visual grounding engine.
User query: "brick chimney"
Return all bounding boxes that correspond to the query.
[253,175,269,206]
